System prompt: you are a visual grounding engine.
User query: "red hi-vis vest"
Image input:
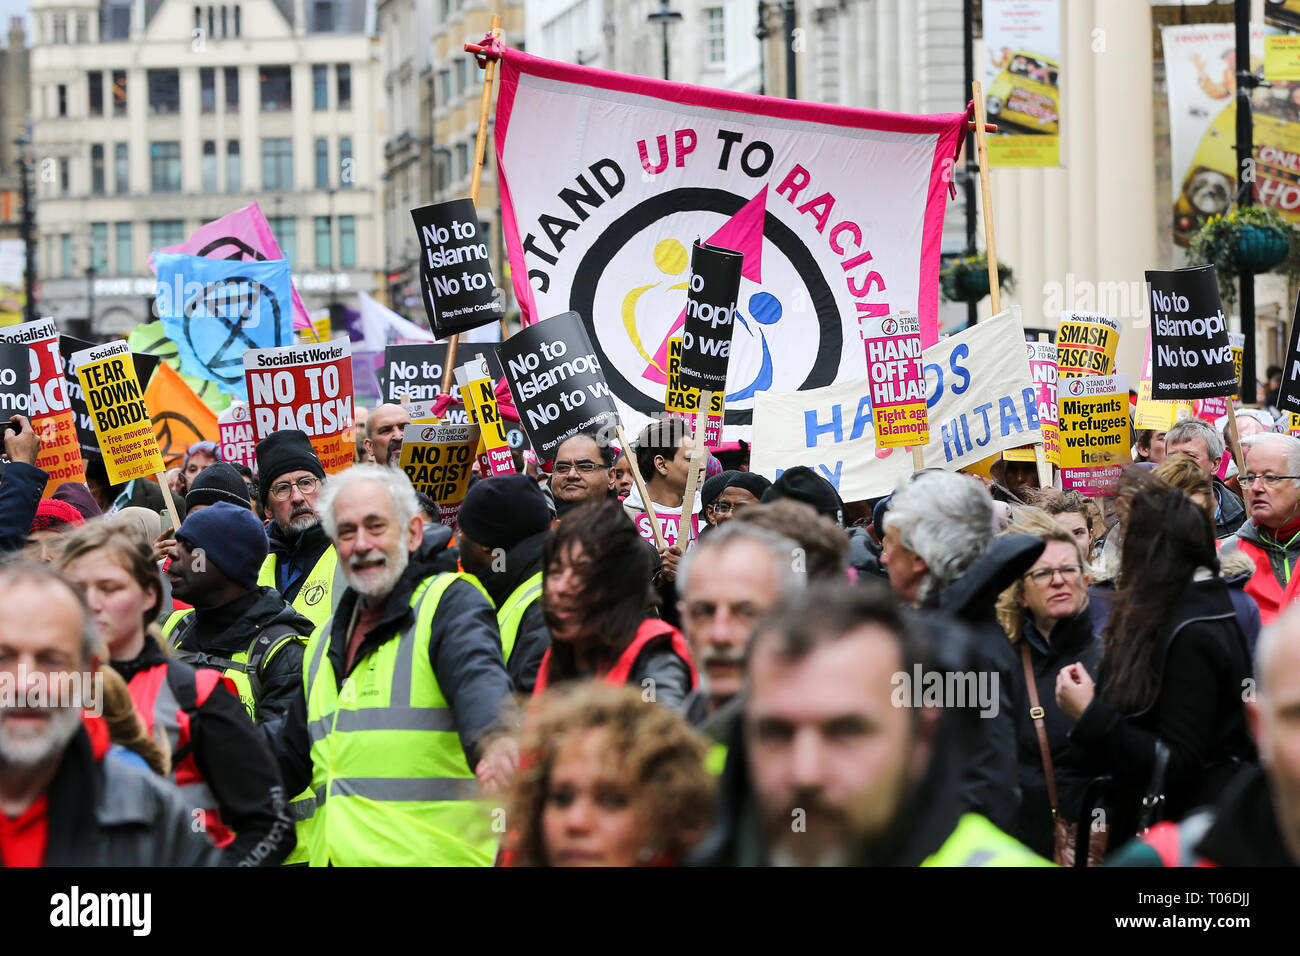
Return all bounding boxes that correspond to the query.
[532,619,698,696]
[127,661,237,847]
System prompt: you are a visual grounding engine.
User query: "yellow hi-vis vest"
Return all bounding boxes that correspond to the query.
[258,546,343,628]
[161,606,317,865]
[302,572,498,866]
[495,572,542,664]
[920,814,1054,867]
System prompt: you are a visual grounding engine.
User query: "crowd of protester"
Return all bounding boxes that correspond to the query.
[1,396,1299,869]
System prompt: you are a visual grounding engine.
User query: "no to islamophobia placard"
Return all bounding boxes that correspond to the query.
[679,240,744,393]
[1146,265,1237,400]
[412,198,505,338]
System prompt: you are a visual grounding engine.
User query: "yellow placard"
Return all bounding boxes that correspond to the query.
[988,135,1059,168]
[458,374,513,474]
[1058,375,1131,496]
[1056,312,1121,377]
[1266,34,1300,82]
[74,340,165,486]
[1134,379,1193,431]
[398,423,476,521]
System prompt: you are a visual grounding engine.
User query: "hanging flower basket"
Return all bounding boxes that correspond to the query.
[1234,225,1290,272]
[940,254,1016,304]
[1189,204,1300,306]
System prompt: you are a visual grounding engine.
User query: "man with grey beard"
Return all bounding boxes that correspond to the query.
[255,430,343,629]
[0,561,219,865]
[269,465,516,865]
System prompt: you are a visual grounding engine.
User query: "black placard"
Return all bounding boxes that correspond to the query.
[0,342,32,420]
[1278,289,1300,416]
[381,343,449,404]
[679,239,744,392]
[60,335,161,462]
[412,198,504,338]
[1146,265,1236,400]
[498,311,621,461]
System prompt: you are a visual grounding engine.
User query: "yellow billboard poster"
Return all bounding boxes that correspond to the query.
[983,0,1061,167]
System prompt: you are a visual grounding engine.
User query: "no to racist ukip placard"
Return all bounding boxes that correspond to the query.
[1058,373,1131,497]
[861,311,927,449]
[72,340,164,486]
[398,422,477,529]
[0,316,84,495]
[244,340,355,474]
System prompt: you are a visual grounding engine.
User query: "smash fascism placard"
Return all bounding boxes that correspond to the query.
[243,340,355,474]
[1056,311,1120,376]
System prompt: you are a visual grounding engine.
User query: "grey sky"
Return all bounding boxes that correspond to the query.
[0,0,30,42]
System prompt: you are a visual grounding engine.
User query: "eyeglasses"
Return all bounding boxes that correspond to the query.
[1024,565,1082,585]
[708,501,749,516]
[553,460,604,475]
[1241,474,1300,488]
[269,476,322,501]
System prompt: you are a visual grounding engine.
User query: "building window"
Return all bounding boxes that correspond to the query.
[91,144,105,195]
[315,216,332,268]
[201,68,215,112]
[149,220,186,250]
[704,7,725,65]
[61,235,73,277]
[88,72,103,116]
[148,69,180,114]
[315,138,329,188]
[220,5,228,37]
[260,66,292,111]
[77,13,89,42]
[455,59,467,96]
[114,143,128,193]
[262,138,293,190]
[53,16,67,44]
[57,84,67,117]
[455,142,469,182]
[208,5,214,37]
[337,64,351,110]
[193,5,202,32]
[224,67,239,112]
[90,223,108,274]
[59,158,70,194]
[106,3,130,39]
[314,0,335,32]
[339,215,355,269]
[112,70,127,115]
[227,140,241,191]
[203,141,218,192]
[267,217,296,267]
[234,5,240,36]
[438,69,451,105]
[339,137,353,187]
[313,65,328,110]
[115,222,133,275]
[150,141,182,192]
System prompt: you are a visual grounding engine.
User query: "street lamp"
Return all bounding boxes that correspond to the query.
[86,264,96,332]
[756,1,797,100]
[647,0,683,82]
[14,132,36,325]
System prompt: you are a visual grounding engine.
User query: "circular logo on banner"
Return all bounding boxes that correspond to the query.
[1025,343,1035,358]
[196,237,269,262]
[303,584,325,606]
[229,402,248,422]
[182,277,286,386]
[507,427,525,449]
[570,187,842,426]
[421,426,439,441]
[1068,379,1086,396]
[881,317,899,336]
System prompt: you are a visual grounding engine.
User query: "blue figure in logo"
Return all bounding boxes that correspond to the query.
[726,291,781,403]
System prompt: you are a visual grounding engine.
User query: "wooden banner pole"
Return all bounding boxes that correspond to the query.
[443,12,503,396]
[677,393,712,548]
[615,423,666,551]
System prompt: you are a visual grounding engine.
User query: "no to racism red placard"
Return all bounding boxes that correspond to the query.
[0,316,84,495]
[244,340,355,474]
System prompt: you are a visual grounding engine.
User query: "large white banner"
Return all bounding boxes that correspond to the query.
[750,309,1039,501]
[1164,23,1300,245]
[494,48,966,440]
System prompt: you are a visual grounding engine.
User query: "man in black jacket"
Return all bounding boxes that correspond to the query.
[880,470,1038,831]
[0,415,46,555]
[1165,417,1246,539]
[271,464,516,864]
[0,561,219,866]
[456,474,551,694]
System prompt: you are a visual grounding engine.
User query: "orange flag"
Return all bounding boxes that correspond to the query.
[145,361,220,468]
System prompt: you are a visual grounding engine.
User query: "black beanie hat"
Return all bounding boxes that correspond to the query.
[700,470,740,512]
[176,501,269,590]
[762,465,846,526]
[457,474,551,551]
[726,471,772,501]
[186,461,252,511]
[255,430,325,505]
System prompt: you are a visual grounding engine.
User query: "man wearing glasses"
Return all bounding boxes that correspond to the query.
[1164,417,1245,539]
[255,430,343,628]
[549,429,617,517]
[1222,433,1300,625]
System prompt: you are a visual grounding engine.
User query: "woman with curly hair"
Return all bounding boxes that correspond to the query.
[505,682,715,866]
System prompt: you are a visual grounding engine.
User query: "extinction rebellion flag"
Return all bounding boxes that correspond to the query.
[494,49,966,439]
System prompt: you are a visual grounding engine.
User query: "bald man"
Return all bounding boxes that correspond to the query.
[365,403,411,467]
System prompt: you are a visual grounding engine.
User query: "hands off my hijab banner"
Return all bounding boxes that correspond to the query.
[494,49,965,442]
